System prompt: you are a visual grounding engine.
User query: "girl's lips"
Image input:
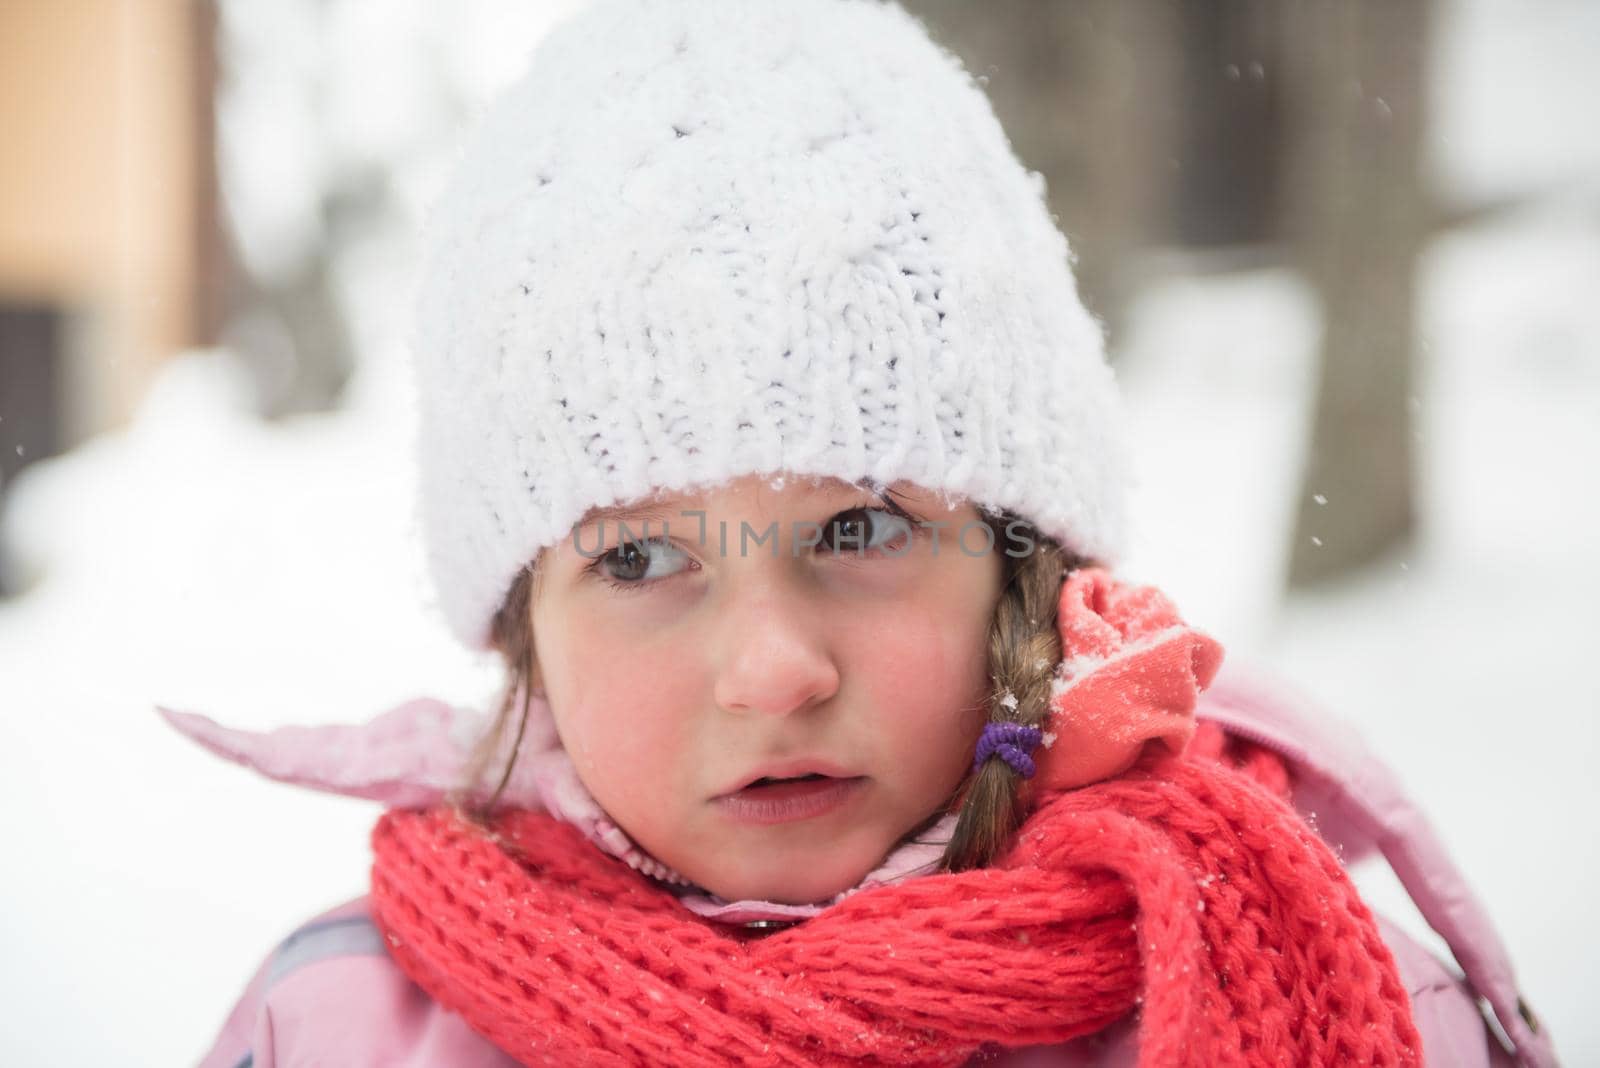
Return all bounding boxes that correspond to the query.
[713,775,868,826]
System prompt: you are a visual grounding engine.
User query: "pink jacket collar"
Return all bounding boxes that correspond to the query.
[156,692,956,924]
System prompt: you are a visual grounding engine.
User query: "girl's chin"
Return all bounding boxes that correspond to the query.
[691,851,880,905]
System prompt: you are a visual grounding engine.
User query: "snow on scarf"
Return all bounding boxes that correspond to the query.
[369,731,1421,1067]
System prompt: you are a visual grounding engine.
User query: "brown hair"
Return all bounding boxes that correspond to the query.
[465,508,1082,873]
[939,517,1077,870]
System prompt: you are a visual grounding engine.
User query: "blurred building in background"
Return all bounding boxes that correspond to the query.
[0,0,393,596]
[0,0,223,594]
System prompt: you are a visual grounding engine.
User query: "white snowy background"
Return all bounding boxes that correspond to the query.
[1,1,1595,1064]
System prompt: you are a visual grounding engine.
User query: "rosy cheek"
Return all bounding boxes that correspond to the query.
[553,622,700,793]
[846,610,977,730]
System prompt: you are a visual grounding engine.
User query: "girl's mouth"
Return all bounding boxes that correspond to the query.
[714,774,868,825]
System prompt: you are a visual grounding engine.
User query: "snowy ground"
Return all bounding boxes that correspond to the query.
[1,1,1595,1065]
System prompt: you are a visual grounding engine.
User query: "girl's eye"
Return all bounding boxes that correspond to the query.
[821,507,913,555]
[589,537,691,589]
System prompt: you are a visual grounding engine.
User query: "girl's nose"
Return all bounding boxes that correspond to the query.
[711,583,841,718]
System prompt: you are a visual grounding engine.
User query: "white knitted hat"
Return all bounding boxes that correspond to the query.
[411,0,1131,650]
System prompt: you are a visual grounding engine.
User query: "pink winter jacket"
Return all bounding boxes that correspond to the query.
[164,664,1558,1068]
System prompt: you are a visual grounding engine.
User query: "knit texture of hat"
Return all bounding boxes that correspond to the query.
[411,0,1132,649]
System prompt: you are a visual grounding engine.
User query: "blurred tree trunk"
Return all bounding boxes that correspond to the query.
[1280,2,1429,585]
[1170,1,1284,250]
[899,1,1182,340]
[211,0,358,420]
[905,1,1430,588]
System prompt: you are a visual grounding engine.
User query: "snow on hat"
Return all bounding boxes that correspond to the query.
[411,0,1131,650]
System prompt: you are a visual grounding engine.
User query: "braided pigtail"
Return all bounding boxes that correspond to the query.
[940,521,1079,872]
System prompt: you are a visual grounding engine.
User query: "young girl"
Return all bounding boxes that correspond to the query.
[162,1,1556,1064]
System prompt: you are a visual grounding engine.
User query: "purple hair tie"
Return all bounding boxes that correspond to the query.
[972,722,1043,779]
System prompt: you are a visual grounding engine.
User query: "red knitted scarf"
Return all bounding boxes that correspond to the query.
[369,728,1421,1067]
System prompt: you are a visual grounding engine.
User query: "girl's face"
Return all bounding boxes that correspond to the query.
[527,475,1004,904]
